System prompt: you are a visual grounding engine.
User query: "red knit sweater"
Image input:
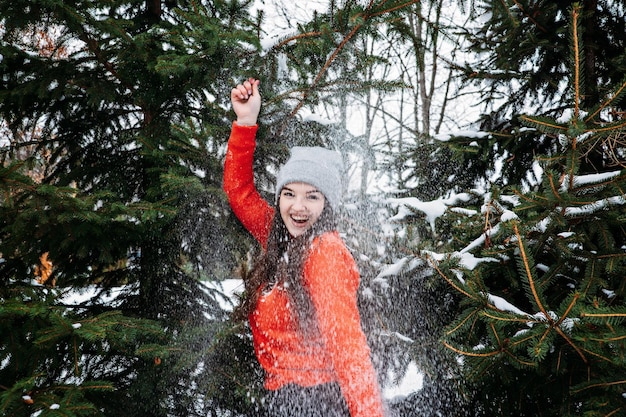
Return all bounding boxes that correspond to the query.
[224,122,385,417]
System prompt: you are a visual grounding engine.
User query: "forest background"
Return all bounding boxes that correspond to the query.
[1,0,626,416]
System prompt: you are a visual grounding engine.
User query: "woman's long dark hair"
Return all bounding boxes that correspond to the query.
[234,200,337,333]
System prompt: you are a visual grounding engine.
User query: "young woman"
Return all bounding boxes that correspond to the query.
[224,78,385,417]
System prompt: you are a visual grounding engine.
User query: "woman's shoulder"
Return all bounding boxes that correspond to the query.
[309,231,355,263]
[312,230,345,248]
[305,231,360,290]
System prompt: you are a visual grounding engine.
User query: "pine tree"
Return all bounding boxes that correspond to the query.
[1,1,264,416]
[448,0,626,190]
[425,5,626,415]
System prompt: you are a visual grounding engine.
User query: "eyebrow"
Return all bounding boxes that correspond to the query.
[282,186,322,194]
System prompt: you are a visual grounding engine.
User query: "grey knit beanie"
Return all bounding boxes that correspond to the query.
[275,146,344,209]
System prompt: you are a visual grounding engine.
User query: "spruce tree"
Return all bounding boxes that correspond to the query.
[424,5,626,415]
[1,1,263,416]
[449,0,626,190]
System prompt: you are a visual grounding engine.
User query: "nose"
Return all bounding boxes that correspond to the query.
[291,195,308,211]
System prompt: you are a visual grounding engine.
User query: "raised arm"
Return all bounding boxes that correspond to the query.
[223,78,274,247]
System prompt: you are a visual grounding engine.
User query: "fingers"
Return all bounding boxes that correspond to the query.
[231,78,261,125]
[231,84,248,101]
[249,78,260,96]
[231,78,260,101]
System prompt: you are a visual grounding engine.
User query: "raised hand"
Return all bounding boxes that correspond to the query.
[231,78,261,126]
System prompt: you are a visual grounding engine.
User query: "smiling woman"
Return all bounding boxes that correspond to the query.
[278,182,326,237]
[223,78,385,417]
[274,144,343,238]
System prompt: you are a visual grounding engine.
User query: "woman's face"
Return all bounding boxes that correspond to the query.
[279,182,326,237]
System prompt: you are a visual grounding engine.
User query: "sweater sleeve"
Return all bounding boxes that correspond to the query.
[223,121,274,248]
[304,234,385,417]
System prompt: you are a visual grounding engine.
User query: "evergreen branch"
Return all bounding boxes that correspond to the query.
[581,313,626,319]
[369,0,421,18]
[535,326,553,358]
[512,188,548,206]
[529,296,580,358]
[571,380,626,394]
[511,224,589,362]
[480,310,529,324]
[503,350,537,368]
[583,260,598,294]
[488,324,538,367]
[441,340,500,358]
[135,346,182,356]
[546,172,565,206]
[425,254,474,299]
[554,325,588,364]
[73,336,79,376]
[499,0,518,28]
[443,340,536,368]
[567,145,579,191]
[79,33,121,84]
[512,222,549,319]
[586,78,626,122]
[519,115,567,133]
[554,292,579,328]
[483,200,494,247]
[286,22,364,120]
[272,31,323,50]
[490,323,501,345]
[445,308,480,336]
[508,331,540,348]
[510,0,547,32]
[282,0,419,125]
[591,119,626,134]
[571,4,582,123]
[579,346,615,364]
[586,335,626,342]
[51,383,116,392]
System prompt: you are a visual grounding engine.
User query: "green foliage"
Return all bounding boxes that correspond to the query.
[424,5,626,415]
[0,0,263,416]
[0,282,167,417]
[448,0,626,190]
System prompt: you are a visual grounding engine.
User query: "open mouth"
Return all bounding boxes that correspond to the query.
[291,215,309,225]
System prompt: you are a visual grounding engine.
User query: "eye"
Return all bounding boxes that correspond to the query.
[281,189,295,198]
[307,193,322,201]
